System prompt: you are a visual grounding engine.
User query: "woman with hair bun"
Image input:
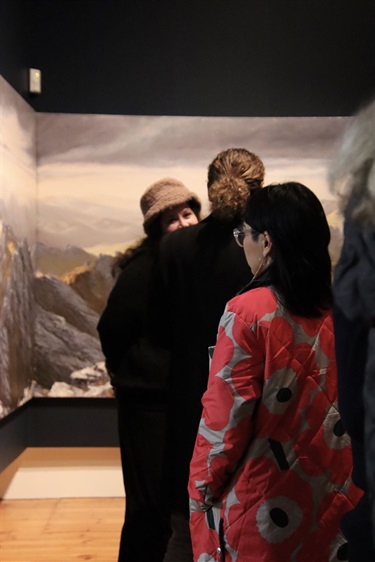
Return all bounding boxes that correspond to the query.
[149,148,265,561]
[98,177,201,562]
[188,182,361,562]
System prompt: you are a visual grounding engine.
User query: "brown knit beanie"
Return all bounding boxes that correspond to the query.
[140,177,201,229]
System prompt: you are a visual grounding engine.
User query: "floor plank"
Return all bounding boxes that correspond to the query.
[0,497,125,562]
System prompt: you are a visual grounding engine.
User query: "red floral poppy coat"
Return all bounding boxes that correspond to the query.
[188,287,362,562]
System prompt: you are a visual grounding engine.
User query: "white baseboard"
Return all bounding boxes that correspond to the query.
[0,447,125,499]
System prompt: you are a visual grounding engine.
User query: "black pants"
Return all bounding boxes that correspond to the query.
[116,389,172,562]
[163,512,194,562]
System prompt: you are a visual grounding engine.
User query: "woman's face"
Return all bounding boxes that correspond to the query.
[160,204,199,234]
[242,222,265,274]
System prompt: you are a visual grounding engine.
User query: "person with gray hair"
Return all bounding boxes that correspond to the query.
[330,98,375,561]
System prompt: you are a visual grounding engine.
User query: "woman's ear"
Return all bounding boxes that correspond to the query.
[262,231,273,257]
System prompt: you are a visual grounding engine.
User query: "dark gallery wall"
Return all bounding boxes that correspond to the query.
[1,0,375,117]
[0,0,35,97]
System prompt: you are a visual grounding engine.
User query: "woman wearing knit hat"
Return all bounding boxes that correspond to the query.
[140,177,201,236]
[97,178,201,562]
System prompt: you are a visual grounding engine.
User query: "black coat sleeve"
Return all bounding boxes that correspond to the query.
[97,259,146,374]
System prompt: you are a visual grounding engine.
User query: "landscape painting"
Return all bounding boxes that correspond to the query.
[34,112,349,400]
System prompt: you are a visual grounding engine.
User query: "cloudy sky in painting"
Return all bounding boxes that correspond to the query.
[37,112,351,254]
[37,114,349,165]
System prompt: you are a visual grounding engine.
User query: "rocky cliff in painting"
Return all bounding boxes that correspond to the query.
[0,229,117,418]
[32,250,115,395]
[33,361,113,398]
[33,242,115,315]
[63,254,115,315]
[32,242,97,277]
[0,223,35,417]
[33,264,115,392]
[34,274,100,337]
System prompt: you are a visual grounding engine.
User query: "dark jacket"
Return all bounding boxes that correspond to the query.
[148,214,252,513]
[97,244,173,561]
[97,245,169,401]
[334,219,375,560]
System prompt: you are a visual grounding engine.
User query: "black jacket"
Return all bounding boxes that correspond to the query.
[334,219,375,560]
[97,246,169,401]
[148,214,252,513]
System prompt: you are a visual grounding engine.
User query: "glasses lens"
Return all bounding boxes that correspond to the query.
[233,228,244,247]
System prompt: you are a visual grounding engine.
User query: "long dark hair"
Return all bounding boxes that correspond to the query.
[244,182,332,317]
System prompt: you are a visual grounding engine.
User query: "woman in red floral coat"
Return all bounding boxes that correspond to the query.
[188,182,362,562]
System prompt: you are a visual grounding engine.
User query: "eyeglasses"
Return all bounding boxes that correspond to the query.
[233,226,258,247]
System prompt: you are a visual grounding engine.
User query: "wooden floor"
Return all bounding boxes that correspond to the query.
[0,497,125,561]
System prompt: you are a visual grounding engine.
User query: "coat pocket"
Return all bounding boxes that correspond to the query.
[190,508,223,562]
[206,508,226,562]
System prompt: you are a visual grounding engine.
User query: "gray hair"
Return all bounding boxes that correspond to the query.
[329,99,375,226]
